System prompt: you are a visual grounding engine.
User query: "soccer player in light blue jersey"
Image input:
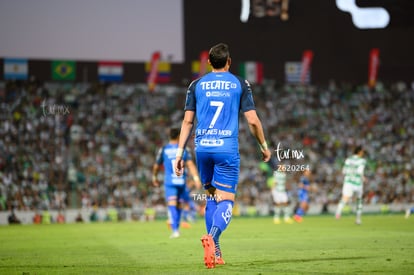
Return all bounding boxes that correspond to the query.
[293,169,312,223]
[152,128,201,238]
[174,43,271,268]
[405,206,414,219]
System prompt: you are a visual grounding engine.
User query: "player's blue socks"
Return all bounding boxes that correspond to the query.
[210,200,234,234]
[295,207,305,217]
[168,205,181,231]
[177,208,182,227]
[205,196,217,233]
[182,208,189,222]
[209,200,234,256]
[210,226,223,257]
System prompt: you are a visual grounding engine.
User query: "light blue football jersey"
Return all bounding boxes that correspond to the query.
[155,143,191,186]
[184,71,256,153]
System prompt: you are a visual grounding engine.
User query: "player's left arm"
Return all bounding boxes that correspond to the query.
[239,79,271,162]
[359,160,367,183]
[244,110,271,162]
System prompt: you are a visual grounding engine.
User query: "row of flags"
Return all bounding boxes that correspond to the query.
[2,48,381,88]
[1,56,308,87]
[2,58,170,83]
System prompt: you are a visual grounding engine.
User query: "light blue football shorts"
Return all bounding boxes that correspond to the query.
[196,151,240,194]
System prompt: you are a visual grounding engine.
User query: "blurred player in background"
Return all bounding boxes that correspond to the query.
[293,169,312,223]
[270,169,293,224]
[181,178,199,226]
[152,128,201,238]
[335,146,367,225]
[174,42,271,268]
[405,206,414,219]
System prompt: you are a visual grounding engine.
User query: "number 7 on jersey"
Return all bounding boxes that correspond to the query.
[209,101,224,129]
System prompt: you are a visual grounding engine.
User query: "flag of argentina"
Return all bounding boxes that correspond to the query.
[4,58,28,80]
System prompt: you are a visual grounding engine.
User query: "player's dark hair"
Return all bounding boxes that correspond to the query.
[209,43,230,69]
[354,145,363,154]
[169,128,180,139]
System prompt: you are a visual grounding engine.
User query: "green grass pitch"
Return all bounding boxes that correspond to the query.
[0,214,413,274]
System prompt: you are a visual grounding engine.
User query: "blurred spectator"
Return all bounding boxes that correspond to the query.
[42,209,52,224]
[56,211,65,224]
[33,211,42,224]
[106,206,118,222]
[89,205,99,222]
[281,0,289,21]
[8,209,21,224]
[75,212,84,223]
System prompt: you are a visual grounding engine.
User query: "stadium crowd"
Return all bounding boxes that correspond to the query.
[0,79,413,217]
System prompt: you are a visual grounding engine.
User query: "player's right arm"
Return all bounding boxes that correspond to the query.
[152,147,163,187]
[175,110,195,176]
[152,163,160,187]
[244,110,271,162]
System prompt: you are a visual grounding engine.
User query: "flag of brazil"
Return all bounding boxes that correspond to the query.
[52,61,76,80]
